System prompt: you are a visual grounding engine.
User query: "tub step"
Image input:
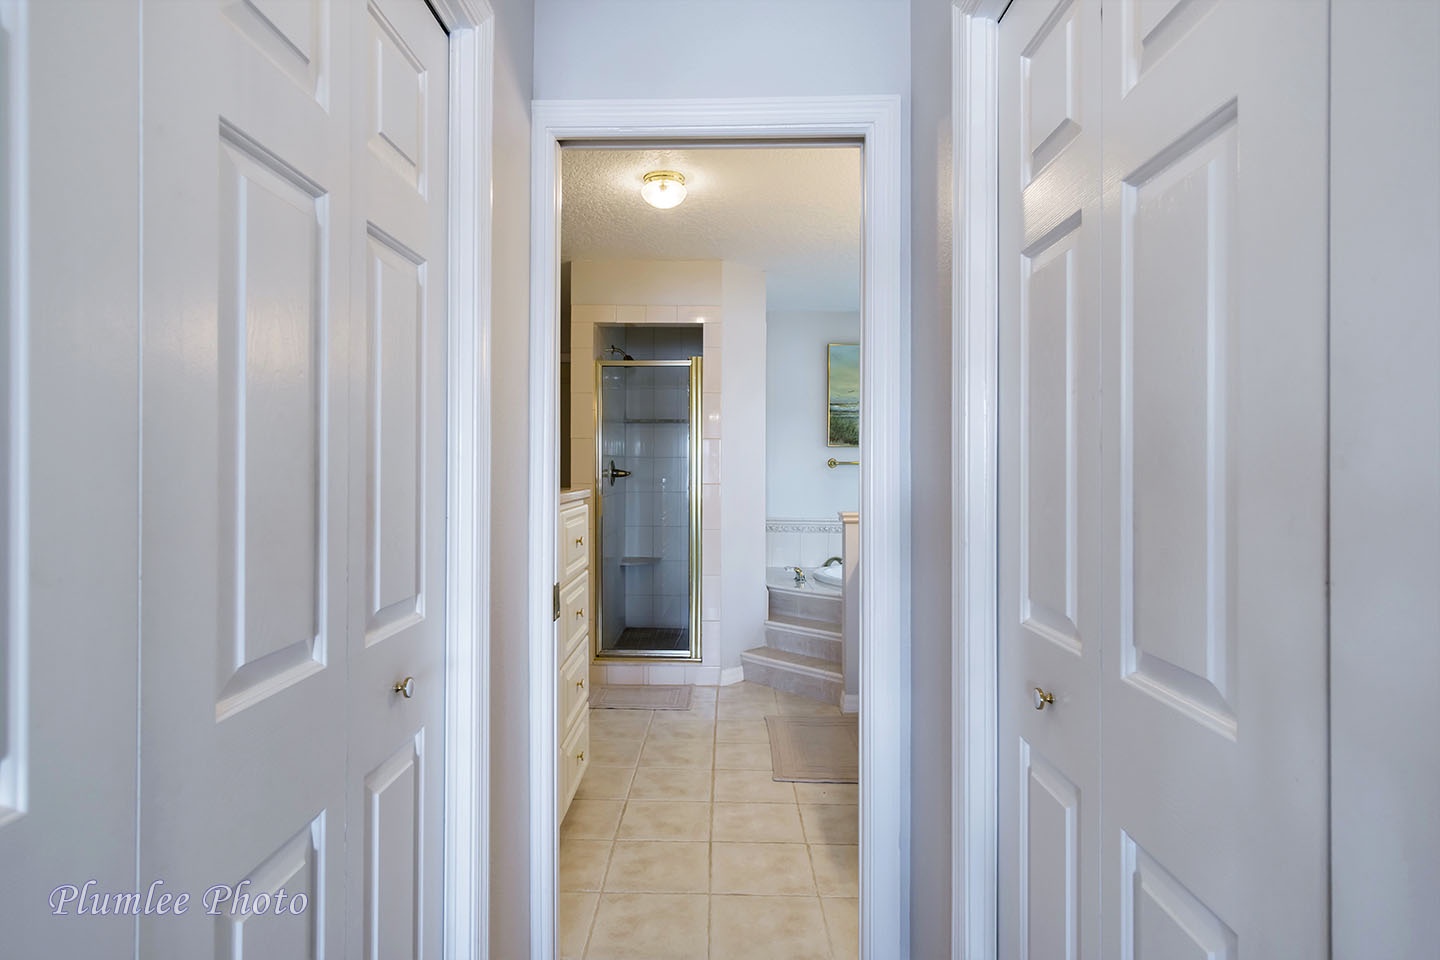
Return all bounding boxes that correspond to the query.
[767,586,842,627]
[740,647,842,705]
[764,618,842,663]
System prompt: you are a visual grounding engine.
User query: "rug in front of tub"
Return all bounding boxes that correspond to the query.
[765,714,859,783]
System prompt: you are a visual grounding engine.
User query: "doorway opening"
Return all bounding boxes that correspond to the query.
[527,97,909,960]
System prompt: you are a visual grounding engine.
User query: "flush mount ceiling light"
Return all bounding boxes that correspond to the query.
[640,170,687,209]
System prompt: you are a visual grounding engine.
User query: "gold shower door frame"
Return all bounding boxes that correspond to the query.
[593,357,703,661]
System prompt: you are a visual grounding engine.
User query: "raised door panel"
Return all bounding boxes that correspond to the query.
[1021,744,1081,960]
[1099,0,1329,954]
[363,736,425,960]
[215,814,328,960]
[216,126,332,720]
[364,226,428,646]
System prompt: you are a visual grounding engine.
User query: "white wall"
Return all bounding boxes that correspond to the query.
[720,262,768,671]
[485,0,536,957]
[1330,1,1440,953]
[535,0,910,101]
[908,0,953,953]
[766,311,861,520]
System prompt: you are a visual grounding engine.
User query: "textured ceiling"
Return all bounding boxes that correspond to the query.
[560,145,862,312]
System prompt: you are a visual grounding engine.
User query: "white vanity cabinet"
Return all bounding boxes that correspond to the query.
[558,488,592,819]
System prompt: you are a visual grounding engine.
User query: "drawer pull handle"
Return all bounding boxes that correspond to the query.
[575,536,585,547]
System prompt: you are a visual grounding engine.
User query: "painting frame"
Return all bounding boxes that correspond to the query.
[827,342,860,447]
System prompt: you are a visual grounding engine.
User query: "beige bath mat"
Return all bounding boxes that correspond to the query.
[765,714,859,783]
[590,684,693,710]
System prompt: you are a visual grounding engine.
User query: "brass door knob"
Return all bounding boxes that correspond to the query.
[575,536,585,546]
[394,677,415,699]
[576,679,585,689]
[576,751,585,762]
[1033,687,1055,710]
[575,609,585,619]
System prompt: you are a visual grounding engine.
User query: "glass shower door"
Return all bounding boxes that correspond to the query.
[595,358,701,659]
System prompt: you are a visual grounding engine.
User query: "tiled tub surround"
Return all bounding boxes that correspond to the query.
[558,682,859,960]
[766,518,845,571]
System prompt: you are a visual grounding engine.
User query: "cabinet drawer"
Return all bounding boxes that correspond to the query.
[560,643,590,733]
[560,501,589,582]
[560,571,589,657]
[559,711,590,819]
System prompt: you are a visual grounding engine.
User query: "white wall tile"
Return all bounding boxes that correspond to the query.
[571,391,594,438]
[572,304,617,325]
[702,439,721,483]
[615,304,646,324]
[645,305,678,325]
[702,530,720,575]
[702,483,721,530]
[647,664,687,685]
[679,305,720,325]
[571,438,595,484]
[686,665,720,687]
[703,391,721,439]
[702,575,722,621]
[605,664,645,686]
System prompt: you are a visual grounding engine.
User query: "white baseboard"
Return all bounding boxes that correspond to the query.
[719,666,745,686]
[842,693,860,714]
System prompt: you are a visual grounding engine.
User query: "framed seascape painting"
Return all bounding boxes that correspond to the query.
[827,343,859,447]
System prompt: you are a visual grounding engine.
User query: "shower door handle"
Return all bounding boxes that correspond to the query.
[603,459,632,487]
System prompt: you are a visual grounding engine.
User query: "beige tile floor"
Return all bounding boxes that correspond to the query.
[560,681,859,960]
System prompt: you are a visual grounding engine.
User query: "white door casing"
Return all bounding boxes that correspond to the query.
[346,0,449,956]
[140,0,449,955]
[997,1,1103,956]
[994,0,1330,955]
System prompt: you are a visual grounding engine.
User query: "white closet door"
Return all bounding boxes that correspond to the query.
[139,0,354,954]
[997,1,1104,957]
[1097,1,1329,955]
[0,3,142,956]
[343,0,449,956]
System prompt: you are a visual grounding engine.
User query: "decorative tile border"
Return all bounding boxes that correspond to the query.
[766,518,845,535]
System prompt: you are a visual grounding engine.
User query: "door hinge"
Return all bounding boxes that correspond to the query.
[553,582,561,622]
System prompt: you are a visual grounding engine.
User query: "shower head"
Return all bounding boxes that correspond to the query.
[606,344,634,361]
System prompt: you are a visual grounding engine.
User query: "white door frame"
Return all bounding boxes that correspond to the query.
[427,2,495,959]
[527,96,910,959]
[950,1,1014,958]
